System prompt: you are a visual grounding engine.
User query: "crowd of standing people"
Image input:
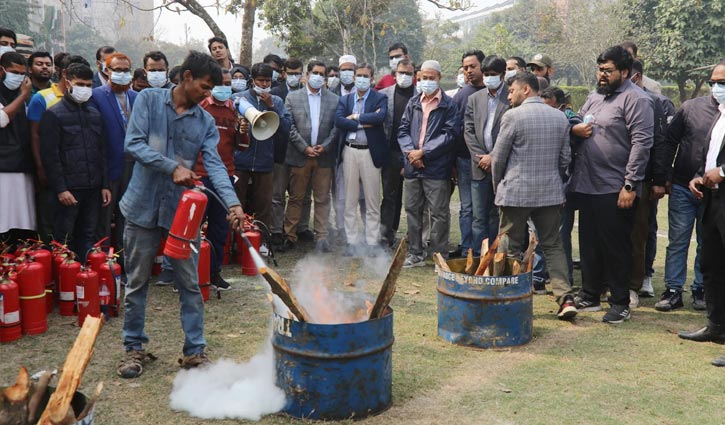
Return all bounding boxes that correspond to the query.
[1,25,724,372]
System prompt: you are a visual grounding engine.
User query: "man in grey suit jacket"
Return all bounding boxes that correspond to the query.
[464,56,510,255]
[491,72,576,320]
[282,60,339,252]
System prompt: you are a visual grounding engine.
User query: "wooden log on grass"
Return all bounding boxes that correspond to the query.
[369,239,407,319]
[38,316,103,425]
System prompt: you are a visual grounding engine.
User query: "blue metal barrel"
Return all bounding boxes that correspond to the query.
[437,258,532,348]
[272,309,394,420]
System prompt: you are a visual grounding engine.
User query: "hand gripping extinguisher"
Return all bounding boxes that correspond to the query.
[58,256,81,316]
[16,259,48,335]
[99,248,122,317]
[76,266,100,327]
[0,273,21,343]
[164,182,208,259]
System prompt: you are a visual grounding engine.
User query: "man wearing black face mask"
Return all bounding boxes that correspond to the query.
[39,63,111,261]
[569,46,654,324]
[0,51,35,243]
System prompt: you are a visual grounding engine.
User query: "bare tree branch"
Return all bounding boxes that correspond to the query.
[425,0,472,12]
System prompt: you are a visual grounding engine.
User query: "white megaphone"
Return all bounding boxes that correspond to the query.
[236,98,280,140]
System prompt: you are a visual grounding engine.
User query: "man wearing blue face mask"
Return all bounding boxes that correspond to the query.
[196,68,249,288]
[335,62,388,255]
[231,62,291,232]
[90,52,138,249]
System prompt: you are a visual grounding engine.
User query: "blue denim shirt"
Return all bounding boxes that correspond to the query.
[231,89,291,173]
[120,88,240,229]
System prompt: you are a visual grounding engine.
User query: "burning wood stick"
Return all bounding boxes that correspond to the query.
[259,266,310,322]
[522,232,538,273]
[369,239,407,320]
[511,260,522,275]
[464,248,475,275]
[38,316,103,425]
[432,252,450,272]
[1,367,31,425]
[475,235,501,276]
[492,234,510,276]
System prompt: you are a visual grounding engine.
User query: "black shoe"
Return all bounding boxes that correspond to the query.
[296,229,314,242]
[574,294,602,312]
[712,356,725,367]
[678,326,725,344]
[211,273,231,291]
[277,238,296,252]
[654,289,683,312]
[270,233,285,247]
[315,239,331,253]
[602,304,631,324]
[692,289,706,311]
[448,246,463,259]
[533,283,547,295]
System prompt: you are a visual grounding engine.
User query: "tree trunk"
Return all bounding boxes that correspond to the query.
[177,0,227,40]
[240,0,256,67]
[677,75,688,104]
[690,77,705,100]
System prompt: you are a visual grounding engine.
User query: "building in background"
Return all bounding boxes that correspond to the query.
[450,0,515,37]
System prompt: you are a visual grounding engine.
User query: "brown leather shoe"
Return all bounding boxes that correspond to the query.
[178,351,212,369]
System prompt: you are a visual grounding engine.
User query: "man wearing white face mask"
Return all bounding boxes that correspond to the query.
[335,63,388,255]
[375,42,411,91]
[92,45,115,88]
[379,59,416,247]
[143,50,174,89]
[40,63,111,262]
[332,55,357,97]
[90,52,138,248]
[0,51,36,242]
[398,60,459,268]
[0,28,17,58]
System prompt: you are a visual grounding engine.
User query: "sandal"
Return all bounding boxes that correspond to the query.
[178,351,211,369]
[117,350,157,379]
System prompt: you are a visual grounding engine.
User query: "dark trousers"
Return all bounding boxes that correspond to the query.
[629,183,655,290]
[36,187,57,243]
[645,199,658,276]
[234,169,273,228]
[54,188,101,263]
[577,192,636,307]
[98,160,134,256]
[380,156,403,245]
[701,190,725,327]
[560,193,576,285]
[202,175,233,275]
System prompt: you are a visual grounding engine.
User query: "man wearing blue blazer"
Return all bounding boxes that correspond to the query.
[90,52,137,251]
[335,63,388,254]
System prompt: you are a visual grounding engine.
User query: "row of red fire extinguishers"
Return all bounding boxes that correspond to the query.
[0,183,267,344]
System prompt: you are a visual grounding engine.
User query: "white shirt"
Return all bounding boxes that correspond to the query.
[0,103,8,128]
[307,86,322,146]
[705,103,725,188]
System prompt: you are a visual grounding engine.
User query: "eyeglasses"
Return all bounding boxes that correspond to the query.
[707,80,725,87]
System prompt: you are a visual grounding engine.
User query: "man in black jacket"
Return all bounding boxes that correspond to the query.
[654,63,723,312]
[678,61,725,367]
[0,51,35,242]
[39,63,111,261]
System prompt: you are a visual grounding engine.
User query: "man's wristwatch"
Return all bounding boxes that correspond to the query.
[624,181,634,192]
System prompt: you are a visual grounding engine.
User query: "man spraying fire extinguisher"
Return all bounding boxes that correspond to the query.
[117,51,245,379]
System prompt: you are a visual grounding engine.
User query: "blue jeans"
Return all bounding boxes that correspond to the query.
[664,184,703,291]
[471,175,499,255]
[123,221,205,356]
[456,157,473,252]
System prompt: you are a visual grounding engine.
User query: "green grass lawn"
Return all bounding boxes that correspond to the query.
[3,196,722,425]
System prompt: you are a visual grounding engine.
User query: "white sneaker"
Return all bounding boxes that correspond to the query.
[629,289,639,309]
[403,254,426,268]
[639,276,654,297]
[259,243,269,256]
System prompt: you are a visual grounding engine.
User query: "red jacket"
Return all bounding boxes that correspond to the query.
[194,97,247,176]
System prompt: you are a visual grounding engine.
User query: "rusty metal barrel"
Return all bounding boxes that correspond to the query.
[437,258,533,348]
[0,385,95,424]
[272,309,394,420]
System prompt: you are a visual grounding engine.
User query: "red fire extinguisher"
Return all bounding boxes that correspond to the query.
[16,260,48,335]
[198,238,211,302]
[59,257,81,316]
[27,246,53,314]
[152,237,165,276]
[87,237,108,273]
[0,274,21,343]
[76,267,100,327]
[240,225,262,276]
[164,183,208,260]
[99,248,122,317]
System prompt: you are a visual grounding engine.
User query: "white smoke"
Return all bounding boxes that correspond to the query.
[169,343,286,421]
